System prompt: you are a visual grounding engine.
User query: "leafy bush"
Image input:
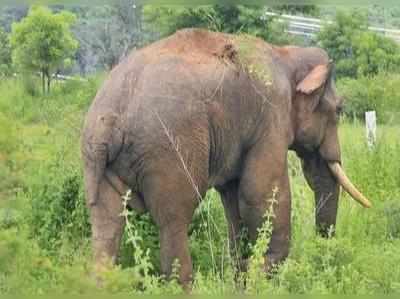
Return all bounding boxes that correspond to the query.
[353,32,400,77]
[0,112,17,155]
[0,75,100,253]
[317,10,400,78]
[0,208,21,229]
[144,5,295,45]
[337,73,400,123]
[0,27,12,76]
[21,72,40,96]
[382,200,400,239]
[27,159,90,252]
[0,111,19,198]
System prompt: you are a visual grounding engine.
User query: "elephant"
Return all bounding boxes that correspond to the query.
[81,28,371,286]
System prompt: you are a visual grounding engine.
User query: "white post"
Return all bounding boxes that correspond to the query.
[365,111,377,148]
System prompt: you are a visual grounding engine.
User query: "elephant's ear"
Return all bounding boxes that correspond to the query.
[296,63,331,95]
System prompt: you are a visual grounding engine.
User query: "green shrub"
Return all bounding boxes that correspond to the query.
[119,212,160,271]
[21,73,40,96]
[337,73,400,123]
[382,200,400,239]
[0,75,100,125]
[144,5,295,45]
[0,27,12,77]
[0,112,18,154]
[0,208,21,229]
[27,162,90,253]
[317,10,400,78]
[0,111,20,199]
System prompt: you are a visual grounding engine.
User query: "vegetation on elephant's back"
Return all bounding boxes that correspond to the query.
[233,34,273,86]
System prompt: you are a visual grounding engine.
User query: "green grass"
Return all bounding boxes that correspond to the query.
[0,76,399,294]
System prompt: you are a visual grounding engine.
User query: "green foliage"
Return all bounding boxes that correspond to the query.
[144,6,220,36]
[317,10,400,78]
[189,189,228,274]
[10,6,78,93]
[119,212,160,271]
[0,112,17,155]
[0,228,100,294]
[245,189,277,294]
[0,111,18,199]
[272,5,320,17]
[352,31,400,77]
[0,208,21,229]
[144,5,294,45]
[0,75,101,254]
[118,190,167,291]
[337,73,400,123]
[0,27,12,76]
[28,165,90,252]
[317,10,368,76]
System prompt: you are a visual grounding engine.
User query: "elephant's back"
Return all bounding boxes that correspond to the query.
[87,29,231,113]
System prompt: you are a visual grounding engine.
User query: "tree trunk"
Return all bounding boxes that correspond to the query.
[47,73,51,93]
[41,71,46,94]
[43,69,51,94]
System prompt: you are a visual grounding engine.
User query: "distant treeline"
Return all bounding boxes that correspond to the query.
[1,3,400,80]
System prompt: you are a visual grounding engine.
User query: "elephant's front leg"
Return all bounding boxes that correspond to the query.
[239,145,291,273]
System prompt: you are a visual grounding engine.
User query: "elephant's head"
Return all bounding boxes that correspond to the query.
[288,47,371,236]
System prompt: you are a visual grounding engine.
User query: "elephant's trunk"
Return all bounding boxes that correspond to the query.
[327,162,372,208]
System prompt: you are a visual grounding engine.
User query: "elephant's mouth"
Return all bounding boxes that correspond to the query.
[327,162,372,208]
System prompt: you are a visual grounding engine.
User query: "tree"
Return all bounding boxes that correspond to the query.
[352,31,400,76]
[316,10,400,78]
[316,10,368,78]
[272,4,320,17]
[75,0,143,71]
[10,6,78,93]
[0,27,12,76]
[144,5,294,45]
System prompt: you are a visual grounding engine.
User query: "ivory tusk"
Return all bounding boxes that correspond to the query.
[328,162,372,208]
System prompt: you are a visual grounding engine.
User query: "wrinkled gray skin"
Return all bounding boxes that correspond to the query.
[81,29,343,286]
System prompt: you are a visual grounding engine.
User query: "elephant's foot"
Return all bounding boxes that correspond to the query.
[263,253,287,277]
[89,255,116,288]
[159,225,193,290]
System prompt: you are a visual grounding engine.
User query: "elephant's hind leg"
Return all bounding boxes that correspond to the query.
[142,167,205,288]
[89,178,125,269]
[218,180,247,273]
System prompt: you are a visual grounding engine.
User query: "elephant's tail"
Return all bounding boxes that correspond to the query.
[82,113,121,206]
